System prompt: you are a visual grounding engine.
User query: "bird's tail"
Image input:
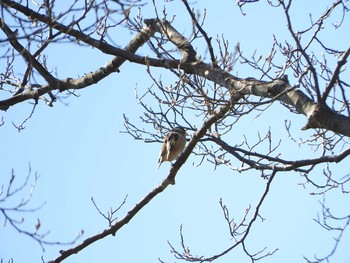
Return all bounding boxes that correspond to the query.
[157,158,162,169]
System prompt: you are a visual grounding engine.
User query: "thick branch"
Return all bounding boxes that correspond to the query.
[183,63,350,137]
[226,77,350,136]
[1,0,118,53]
[141,18,350,137]
[0,1,154,111]
[1,2,350,137]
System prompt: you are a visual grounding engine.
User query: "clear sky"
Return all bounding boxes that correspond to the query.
[1,1,350,263]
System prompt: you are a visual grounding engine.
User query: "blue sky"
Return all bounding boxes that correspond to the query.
[1,1,350,262]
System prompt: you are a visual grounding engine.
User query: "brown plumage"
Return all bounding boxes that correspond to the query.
[158,127,187,169]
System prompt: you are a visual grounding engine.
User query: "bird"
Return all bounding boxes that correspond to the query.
[158,126,187,169]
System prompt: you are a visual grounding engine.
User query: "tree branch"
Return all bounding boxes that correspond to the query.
[48,99,234,262]
[321,46,350,103]
[2,1,350,138]
[180,0,217,67]
[0,18,58,86]
[144,18,197,63]
[168,171,278,262]
[209,136,350,171]
[0,1,154,111]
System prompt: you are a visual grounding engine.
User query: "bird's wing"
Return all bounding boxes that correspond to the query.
[158,142,167,166]
[158,133,173,168]
[158,130,182,169]
[166,132,179,158]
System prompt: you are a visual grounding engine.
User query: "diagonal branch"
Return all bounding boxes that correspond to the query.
[321,46,350,103]
[180,0,217,67]
[1,0,118,53]
[0,4,154,111]
[0,0,153,73]
[204,170,277,262]
[48,100,234,263]
[0,18,58,86]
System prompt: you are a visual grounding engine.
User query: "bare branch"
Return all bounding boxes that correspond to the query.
[91,195,128,227]
[167,172,278,262]
[181,0,217,67]
[144,18,197,63]
[304,194,350,262]
[208,135,350,172]
[1,1,349,262]
[321,46,350,103]
[0,18,58,86]
[1,166,82,251]
[48,98,234,262]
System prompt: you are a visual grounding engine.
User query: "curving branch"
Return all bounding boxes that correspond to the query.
[167,171,279,262]
[208,135,350,172]
[304,194,350,262]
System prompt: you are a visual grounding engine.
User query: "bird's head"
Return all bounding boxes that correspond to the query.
[172,126,188,136]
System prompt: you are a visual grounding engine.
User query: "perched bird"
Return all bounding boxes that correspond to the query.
[158,126,187,169]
